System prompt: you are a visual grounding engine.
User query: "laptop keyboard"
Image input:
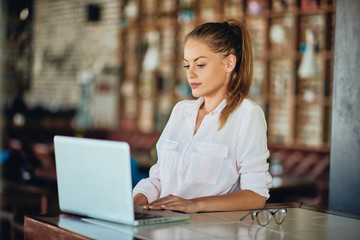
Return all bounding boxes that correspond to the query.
[135,212,163,220]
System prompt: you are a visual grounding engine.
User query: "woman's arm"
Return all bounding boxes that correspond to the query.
[144,190,266,213]
[132,164,162,204]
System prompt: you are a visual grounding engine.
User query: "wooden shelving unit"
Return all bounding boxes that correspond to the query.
[118,0,335,150]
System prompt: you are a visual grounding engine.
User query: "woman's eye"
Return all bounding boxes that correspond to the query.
[197,64,206,68]
[183,65,190,69]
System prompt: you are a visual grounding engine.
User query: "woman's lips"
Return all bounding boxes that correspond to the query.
[190,83,201,89]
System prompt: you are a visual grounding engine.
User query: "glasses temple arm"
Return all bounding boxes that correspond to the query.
[240,212,251,222]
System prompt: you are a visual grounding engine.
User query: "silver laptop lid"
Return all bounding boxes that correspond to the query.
[54,136,135,225]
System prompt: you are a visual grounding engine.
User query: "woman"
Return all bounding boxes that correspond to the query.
[133,20,272,213]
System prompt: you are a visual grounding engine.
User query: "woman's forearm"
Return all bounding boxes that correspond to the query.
[144,190,266,213]
[193,190,266,212]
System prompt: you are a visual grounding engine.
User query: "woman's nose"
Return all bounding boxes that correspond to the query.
[187,67,196,79]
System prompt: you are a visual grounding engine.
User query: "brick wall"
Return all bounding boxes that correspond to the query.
[26,0,121,127]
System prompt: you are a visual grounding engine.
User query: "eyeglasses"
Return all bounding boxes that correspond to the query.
[240,208,287,226]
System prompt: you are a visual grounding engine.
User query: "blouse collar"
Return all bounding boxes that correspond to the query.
[186,97,227,118]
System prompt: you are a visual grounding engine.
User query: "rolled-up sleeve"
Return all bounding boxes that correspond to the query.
[237,106,272,199]
[133,162,161,203]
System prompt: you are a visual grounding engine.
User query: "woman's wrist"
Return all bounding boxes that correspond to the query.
[192,197,204,212]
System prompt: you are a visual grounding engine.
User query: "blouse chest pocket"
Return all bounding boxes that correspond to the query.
[158,139,180,181]
[185,143,229,185]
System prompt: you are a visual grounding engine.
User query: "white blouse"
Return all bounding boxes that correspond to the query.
[133,97,272,204]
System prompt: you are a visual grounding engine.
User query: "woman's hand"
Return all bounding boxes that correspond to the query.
[144,194,200,214]
[133,193,148,206]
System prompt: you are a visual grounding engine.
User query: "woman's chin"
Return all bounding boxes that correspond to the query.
[191,90,201,98]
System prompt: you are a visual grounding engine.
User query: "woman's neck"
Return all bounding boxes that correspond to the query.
[201,95,227,114]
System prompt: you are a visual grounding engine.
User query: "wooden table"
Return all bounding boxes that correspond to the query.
[24,203,360,240]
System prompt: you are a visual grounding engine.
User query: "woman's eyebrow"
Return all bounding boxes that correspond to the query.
[183,56,207,62]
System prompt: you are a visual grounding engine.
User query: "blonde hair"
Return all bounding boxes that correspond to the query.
[185,19,253,129]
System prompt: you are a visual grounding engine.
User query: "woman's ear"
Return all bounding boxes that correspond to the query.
[226,54,236,73]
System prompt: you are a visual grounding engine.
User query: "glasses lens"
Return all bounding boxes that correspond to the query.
[256,211,272,226]
[274,209,287,224]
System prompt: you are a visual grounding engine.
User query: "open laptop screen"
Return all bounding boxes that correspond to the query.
[54,136,135,225]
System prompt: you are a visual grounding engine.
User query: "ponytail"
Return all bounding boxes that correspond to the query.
[221,20,253,129]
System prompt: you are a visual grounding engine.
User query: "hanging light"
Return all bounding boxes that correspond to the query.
[20,8,29,20]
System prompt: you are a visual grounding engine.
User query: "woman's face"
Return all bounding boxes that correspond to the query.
[183,39,230,99]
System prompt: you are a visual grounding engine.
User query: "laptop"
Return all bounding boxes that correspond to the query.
[53,135,190,226]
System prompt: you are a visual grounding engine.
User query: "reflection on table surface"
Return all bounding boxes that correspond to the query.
[25,203,360,240]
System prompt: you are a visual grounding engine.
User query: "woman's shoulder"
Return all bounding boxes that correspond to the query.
[238,98,263,113]
[229,98,267,128]
[230,98,267,122]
